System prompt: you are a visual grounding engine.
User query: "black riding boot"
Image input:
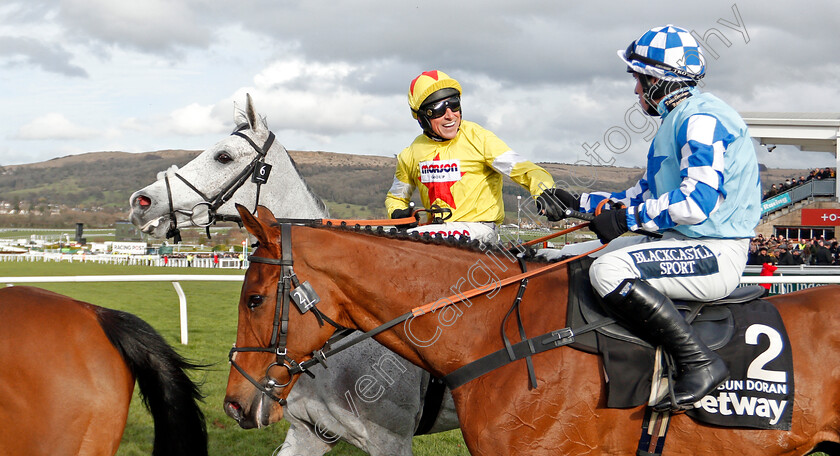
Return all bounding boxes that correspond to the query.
[603,278,729,411]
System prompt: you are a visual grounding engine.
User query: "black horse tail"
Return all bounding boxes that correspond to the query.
[95,306,208,456]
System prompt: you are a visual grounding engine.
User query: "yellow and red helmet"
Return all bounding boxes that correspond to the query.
[408,70,462,119]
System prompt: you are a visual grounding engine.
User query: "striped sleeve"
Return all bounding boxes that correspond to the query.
[629,113,730,232]
[580,178,649,212]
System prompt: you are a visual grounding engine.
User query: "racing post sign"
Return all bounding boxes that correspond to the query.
[801,208,840,226]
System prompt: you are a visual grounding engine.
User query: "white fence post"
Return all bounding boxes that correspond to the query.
[172,281,189,345]
[0,275,244,345]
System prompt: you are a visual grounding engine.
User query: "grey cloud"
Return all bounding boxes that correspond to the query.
[56,0,215,55]
[229,1,765,94]
[0,36,88,77]
[2,0,838,169]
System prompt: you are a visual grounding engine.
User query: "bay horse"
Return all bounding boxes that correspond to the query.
[225,204,840,455]
[128,94,458,455]
[0,286,207,456]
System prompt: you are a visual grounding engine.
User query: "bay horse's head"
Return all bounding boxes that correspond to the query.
[129,94,286,240]
[223,204,346,429]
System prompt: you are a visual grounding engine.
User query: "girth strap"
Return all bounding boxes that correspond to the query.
[415,376,447,436]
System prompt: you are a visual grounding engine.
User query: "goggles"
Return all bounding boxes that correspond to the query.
[421,96,461,119]
[623,41,704,81]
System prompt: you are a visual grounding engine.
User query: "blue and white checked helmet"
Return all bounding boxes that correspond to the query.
[617,25,705,82]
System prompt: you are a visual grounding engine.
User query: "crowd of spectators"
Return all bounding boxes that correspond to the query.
[748,233,840,266]
[763,167,834,200]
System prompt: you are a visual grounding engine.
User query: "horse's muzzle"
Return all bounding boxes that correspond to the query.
[224,393,278,429]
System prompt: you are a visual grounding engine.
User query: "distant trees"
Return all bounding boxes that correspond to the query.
[4,149,806,230]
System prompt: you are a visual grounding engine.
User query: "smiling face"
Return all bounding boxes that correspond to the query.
[429,106,461,140]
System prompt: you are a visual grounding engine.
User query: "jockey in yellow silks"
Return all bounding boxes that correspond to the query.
[386,70,554,243]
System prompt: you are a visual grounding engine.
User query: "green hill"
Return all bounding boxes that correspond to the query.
[0,149,810,228]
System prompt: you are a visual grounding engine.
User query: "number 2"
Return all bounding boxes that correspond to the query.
[745,324,786,383]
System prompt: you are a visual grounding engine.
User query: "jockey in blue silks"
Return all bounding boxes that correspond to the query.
[537,25,761,412]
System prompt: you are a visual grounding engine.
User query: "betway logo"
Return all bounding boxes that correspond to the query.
[696,392,788,426]
[419,159,461,183]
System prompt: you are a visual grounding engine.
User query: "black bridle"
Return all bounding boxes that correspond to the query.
[228,222,349,406]
[228,220,621,410]
[164,126,276,242]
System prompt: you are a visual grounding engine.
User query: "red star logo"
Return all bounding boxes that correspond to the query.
[418,154,464,209]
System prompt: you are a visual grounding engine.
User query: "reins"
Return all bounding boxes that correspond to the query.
[231,214,608,405]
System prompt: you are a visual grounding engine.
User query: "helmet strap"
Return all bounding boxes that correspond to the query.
[638,75,663,116]
[638,75,695,117]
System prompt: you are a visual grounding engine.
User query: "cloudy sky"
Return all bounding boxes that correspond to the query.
[1,0,839,170]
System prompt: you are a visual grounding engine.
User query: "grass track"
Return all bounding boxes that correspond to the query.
[0,260,469,455]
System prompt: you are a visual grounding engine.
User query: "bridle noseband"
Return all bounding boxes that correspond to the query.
[228,223,348,406]
[164,126,276,242]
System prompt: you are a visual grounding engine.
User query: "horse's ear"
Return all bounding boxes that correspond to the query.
[237,204,271,245]
[233,99,247,127]
[244,93,267,134]
[254,205,276,224]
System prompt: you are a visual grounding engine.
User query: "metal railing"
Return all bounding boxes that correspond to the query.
[742,264,840,294]
[762,178,835,215]
[0,252,247,269]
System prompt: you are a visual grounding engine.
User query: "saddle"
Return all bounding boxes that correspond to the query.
[565,257,765,407]
[566,257,763,352]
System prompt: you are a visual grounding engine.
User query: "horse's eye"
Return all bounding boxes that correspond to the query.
[215,152,233,164]
[247,295,265,309]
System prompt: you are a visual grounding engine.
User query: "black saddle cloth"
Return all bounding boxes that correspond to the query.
[564,258,792,430]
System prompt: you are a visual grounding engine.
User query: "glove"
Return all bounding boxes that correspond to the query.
[589,208,629,244]
[390,208,412,219]
[390,207,415,230]
[536,188,580,221]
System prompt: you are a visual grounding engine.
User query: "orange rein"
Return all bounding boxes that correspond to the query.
[513,222,587,248]
[321,208,421,227]
[410,199,611,316]
[312,199,608,317]
[316,200,609,319]
[411,227,604,317]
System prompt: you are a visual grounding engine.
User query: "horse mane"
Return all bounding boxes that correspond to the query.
[273,219,551,262]
[286,155,329,216]
[232,121,329,217]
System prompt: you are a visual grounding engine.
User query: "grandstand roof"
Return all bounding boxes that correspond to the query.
[741,112,840,154]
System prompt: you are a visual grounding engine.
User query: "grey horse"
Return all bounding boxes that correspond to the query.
[128,94,458,455]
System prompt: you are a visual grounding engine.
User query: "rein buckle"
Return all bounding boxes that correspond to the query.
[548,328,575,347]
[313,350,329,368]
